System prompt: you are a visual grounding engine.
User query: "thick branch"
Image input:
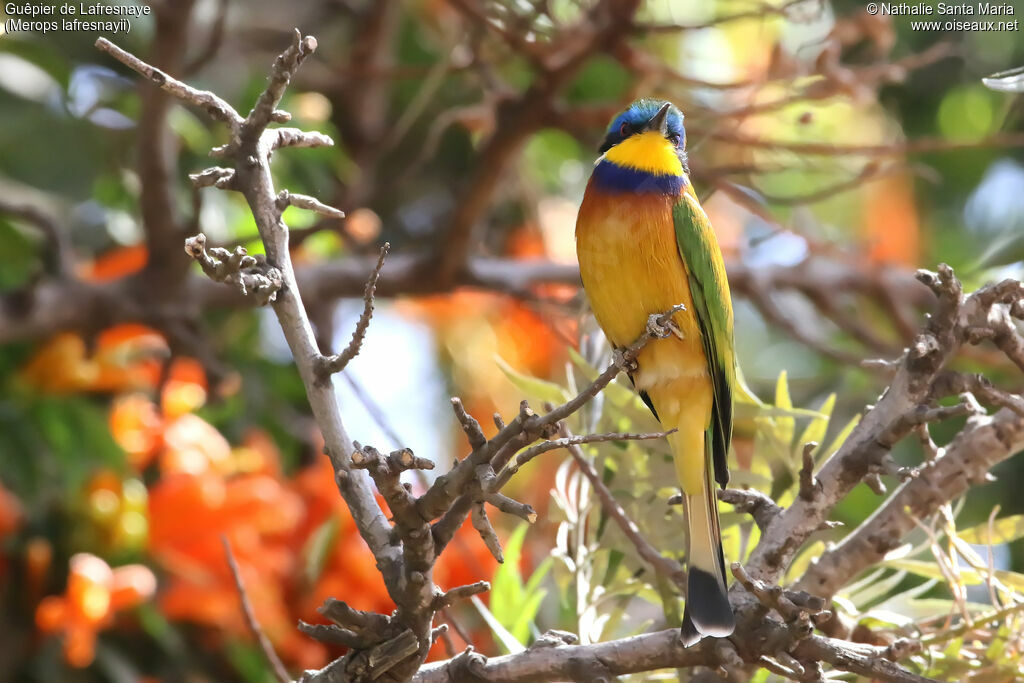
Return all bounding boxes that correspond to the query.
[795,407,1024,598]
[742,265,1000,586]
[412,624,934,683]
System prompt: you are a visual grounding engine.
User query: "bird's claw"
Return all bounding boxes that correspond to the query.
[646,309,685,340]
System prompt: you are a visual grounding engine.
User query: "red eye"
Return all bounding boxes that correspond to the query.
[619,122,631,137]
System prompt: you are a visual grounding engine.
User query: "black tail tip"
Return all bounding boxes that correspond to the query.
[680,567,735,647]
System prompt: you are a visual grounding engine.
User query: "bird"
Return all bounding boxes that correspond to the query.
[575,98,736,645]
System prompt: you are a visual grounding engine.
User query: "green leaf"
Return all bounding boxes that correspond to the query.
[470,595,525,654]
[750,668,771,683]
[510,582,548,645]
[512,559,552,644]
[136,603,188,658]
[490,524,527,626]
[943,636,964,660]
[786,541,823,583]
[226,640,278,683]
[840,567,889,598]
[0,218,41,289]
[846,570,907,608]
[820,413,860,461]
[886,558,1024,592]
[796,394,835,457]
[524,557,553,597]
[959,515,1024,546]
[774,370,794,446]
[489,523,551,644]
[874,578,939,613]
[302,515,339,587]
[735,404,826,421]
[495,355,568,405]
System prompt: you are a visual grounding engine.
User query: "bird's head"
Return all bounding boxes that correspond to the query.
[597,99,688,176]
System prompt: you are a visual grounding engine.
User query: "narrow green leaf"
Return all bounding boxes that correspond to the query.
[495,355,568,405]
[774,370,794,446]
[796,394,835,457]
[821,413,860,461]
[471,595,525,654]
[959,515,1024,546]
[524,557,553,597]
[735,404,827,420]
[567,346,645,410]
[840,567,889,598]
[489,524,529,627]
[886,558,1024,591]
[302,515,339,587]
[511,588,547,644]
[847,570,907,608]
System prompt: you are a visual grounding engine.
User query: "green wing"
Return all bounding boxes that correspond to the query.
[673,191,736,488]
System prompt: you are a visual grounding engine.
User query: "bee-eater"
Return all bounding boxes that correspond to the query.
[575,99,736,644]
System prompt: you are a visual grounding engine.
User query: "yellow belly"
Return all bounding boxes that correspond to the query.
[576,189,709,385]
[576,187,713,493]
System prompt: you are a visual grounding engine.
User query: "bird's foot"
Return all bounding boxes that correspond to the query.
[646,305,686,340]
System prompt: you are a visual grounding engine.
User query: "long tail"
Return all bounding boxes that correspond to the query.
[648,380,735,645]
[679,458,734,646]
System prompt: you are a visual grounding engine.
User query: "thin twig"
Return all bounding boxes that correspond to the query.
[316,242,390,379]
[222,536,290,683]
[494,428,674,490]
[561,423,687,588]
[95,37,242,128]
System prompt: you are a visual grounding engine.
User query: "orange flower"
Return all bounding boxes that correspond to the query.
[160,414,233,475]
[863,172,920,267]
[78,245,148,283]
[110,395,164,469]
[35,553,155,668]
[160,358,208,418]
[149,471,305,641]
[20,325,167,394]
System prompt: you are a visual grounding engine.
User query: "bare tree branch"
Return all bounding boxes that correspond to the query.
[796,406,1024,598]
[740,265,1020,588]
[562,423,687,588]
[316,243,389,380]
[184,234,282,305]
[222,536,290,683]
[413,623,937,683]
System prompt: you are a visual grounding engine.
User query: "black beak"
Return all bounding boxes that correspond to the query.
[642,103,672,135]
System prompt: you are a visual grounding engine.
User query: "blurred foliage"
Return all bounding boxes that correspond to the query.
[1,0,1024,681]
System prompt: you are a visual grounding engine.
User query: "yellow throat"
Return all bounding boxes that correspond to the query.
[601,130,684,177]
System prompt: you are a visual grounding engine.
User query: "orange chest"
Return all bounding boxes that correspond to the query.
[575,188,705,373]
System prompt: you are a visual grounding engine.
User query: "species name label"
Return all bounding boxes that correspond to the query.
[2,3,152,35]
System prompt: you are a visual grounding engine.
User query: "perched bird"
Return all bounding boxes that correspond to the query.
[575,99,736,645]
